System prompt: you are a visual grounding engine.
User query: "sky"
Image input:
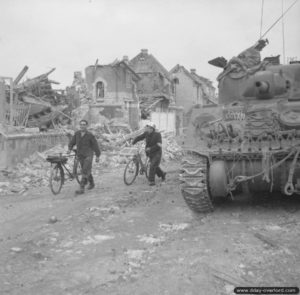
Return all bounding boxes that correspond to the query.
[0,0,299,89]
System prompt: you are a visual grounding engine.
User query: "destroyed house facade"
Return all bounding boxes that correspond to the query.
[85,59,140,130]
[170,65,216,110]
[191,73,216,105]
[129,49,181,134]
[1,68,70,131]
[170,65,216,126]
[170,65,206,112]
[0,72,69,170]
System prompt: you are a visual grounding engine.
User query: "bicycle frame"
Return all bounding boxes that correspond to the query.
[47,150,82,194]
[123,147,149,185]
[60,161,75,180]
[48,152,78,180]
[134,153,148,175]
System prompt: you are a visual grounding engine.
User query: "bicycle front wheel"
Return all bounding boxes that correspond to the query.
[73,158,82,184]
[124,159,139,185]
[49,164,64,195]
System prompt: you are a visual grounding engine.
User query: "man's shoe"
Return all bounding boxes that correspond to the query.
[162,172,167,181]
[149,182,155,186]
[76,178,87,194]
[87,183,95,190]
[87,175,95,190]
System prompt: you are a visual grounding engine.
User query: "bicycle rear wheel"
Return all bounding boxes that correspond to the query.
[124,159,139,185]
[49,164,64,195]
[73,158,82,184]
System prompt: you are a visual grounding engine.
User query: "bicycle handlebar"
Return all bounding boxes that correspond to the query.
[129,143,142,153]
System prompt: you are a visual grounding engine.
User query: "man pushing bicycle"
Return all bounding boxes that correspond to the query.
[68,119,100,194]
[132,122,166,186]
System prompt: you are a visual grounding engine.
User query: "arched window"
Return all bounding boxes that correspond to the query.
[96,81,104,98]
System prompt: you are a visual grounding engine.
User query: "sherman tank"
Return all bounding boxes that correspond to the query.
[180,39,300,213]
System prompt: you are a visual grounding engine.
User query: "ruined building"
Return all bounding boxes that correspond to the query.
[84,58,141,130]
[169,65,216,126]
[129,49,182,134]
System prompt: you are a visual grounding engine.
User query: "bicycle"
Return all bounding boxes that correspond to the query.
[46,149,82,195]
[123,145,150,185]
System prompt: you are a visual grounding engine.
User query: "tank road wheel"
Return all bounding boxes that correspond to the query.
[179,151,213,213]
[209,161,228,198]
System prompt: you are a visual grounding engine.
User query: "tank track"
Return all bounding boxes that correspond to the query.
[179,151,213,213]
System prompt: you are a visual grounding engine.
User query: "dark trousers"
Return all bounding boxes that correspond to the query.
[78,155,94,185]
[148,152,164,182]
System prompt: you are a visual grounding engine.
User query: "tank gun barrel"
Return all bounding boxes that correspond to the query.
[243,70,288,100]
[255,81,269,94]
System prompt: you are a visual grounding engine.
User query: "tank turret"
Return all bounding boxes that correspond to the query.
[180,40,300,213]
[243,70,288,99]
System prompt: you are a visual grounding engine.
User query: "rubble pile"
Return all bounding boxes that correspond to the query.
[71,71,90,104]
[0,128,182,196]
[15,68,65,106]
[71,105,90,127]
[0,145,67,196]
[4,66,72,131]
[89,122,135,151]
[98,152,129,169]
[0,143,128,196]
[93,127,183,163]
[161,131,183,161]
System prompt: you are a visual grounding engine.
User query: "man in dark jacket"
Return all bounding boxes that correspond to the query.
[68,119,101,194]
[132,122,166,186]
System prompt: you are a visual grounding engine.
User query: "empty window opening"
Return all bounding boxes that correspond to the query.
[96,81,104,98]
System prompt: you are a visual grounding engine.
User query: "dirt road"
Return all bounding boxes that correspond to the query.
[0,161,299,295]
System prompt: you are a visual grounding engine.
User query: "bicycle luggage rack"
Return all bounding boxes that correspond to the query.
[46,154,68,164]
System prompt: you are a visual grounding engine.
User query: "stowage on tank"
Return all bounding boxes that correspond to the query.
[180,39,300,213]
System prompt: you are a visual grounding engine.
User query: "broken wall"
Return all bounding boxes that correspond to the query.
[89,104,124,124]
[128,102,139,130]
[84,65,140,130]
[136,73,159,94]
[0,131,69,169]
[85,66,136,103]
[171,68,202,112]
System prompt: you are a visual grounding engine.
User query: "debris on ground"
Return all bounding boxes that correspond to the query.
[71,71,90,105]
[49,216,58,224]
[161,131,184,161]
[10,247,23,253]
[0,123,182,196]
[71,105,90,127]
[0,144,67,196]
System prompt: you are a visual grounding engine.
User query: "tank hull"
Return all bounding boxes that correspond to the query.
[180,63,300,213]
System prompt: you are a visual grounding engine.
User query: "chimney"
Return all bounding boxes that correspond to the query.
[141,49,148,55]
[190,69,196,74]
[123,55,129,64]
[74,71,82,79]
